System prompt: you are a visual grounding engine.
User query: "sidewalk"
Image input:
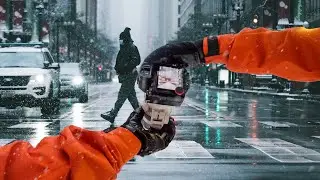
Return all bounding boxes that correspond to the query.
[193,84,320,101]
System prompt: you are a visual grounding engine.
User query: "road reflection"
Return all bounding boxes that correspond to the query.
[204,88,210,145]
[59,103,85,131]
[215,91,223,146]
[70,103,85,127]
[29,123,50,147]
[248,99,258,139]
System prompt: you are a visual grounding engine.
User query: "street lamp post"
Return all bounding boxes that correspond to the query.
[55,16,63,63]
[63,21,75,62]
[230,1,244,87]
[201,22,214,86]
[5,0,13,38]
[31,0,44,42]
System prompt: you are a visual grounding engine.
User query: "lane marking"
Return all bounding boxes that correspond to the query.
[313,136,320,139]
[236,138,320,163]
[260,121,298,128]
[8,122,51,129]
[202,121,242,128]
[184,98,230,119]
[59,99,101,119]
[154,140,213,159]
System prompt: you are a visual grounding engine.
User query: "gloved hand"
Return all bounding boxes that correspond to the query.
[140,42,204,70]
[121,107,176,156]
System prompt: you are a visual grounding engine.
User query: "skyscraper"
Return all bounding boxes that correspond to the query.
[159,0,179,44]
[146,0,179,52]
[97,0,111,36]
[146,0,160,52]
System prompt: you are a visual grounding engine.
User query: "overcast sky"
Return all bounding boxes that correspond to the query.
[109,0,148,58]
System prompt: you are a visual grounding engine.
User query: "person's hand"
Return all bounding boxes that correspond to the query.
[122,107,176,156]
[141,41,206,68]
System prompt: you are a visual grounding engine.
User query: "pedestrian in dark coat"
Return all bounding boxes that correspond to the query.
[101,27,141,123]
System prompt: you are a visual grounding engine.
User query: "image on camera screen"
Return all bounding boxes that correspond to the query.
[157,66,183,90]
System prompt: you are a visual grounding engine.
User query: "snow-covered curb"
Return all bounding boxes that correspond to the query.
[193,85,320,101]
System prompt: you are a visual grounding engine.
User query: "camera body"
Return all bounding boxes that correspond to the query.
[138,64,189,106]
[138,61,190,129]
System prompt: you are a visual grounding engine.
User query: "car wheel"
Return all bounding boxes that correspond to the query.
[79,93,89,103]
[41,84,60,116]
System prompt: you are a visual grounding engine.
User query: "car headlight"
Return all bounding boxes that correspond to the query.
[30,74,46,83]
[72,76,84,85]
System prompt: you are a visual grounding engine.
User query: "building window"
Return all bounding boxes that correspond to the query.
[178,18,181,28]
[178,5,181,14]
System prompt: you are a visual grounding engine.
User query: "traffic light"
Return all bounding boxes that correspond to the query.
[98,64,103,71]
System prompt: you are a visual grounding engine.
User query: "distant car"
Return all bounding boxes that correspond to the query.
[233,79,244,89]
[0,43,61,115]
[60,63,89,103]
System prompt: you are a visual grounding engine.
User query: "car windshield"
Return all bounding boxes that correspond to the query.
[60,64,81,75]
[0,52,44,68]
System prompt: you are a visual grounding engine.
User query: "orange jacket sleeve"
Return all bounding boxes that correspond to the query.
[0,126,141,180]
[204,27,320,82]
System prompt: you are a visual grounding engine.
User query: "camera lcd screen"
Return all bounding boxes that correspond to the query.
[157,66,183,90]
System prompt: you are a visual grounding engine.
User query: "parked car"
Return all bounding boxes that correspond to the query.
[233,79,244,89]
[0,43,60,115]
[59,63,89,103]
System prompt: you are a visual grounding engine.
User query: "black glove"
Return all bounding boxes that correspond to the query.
[138,40,209,95]
[121,107,176,157]
[141,41,204,69]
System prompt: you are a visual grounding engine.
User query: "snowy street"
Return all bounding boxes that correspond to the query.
[0,82,319,179]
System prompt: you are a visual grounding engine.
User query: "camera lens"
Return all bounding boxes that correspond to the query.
[175,87,185,96]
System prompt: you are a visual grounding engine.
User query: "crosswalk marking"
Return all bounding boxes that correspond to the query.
[260,121,298,128]
[29,138,44,147]
[8,122,51,129]
[154,140,213,159]
[0,138,50,147]
[236,138,320,163]
[60,121,111,131]
[202,121,242,128]
[0,139,16,146]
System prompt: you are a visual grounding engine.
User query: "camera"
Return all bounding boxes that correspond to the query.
[138,64,189,106]
[138,62,190,129]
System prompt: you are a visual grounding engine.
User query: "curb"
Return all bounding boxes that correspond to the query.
[193,85,320,101]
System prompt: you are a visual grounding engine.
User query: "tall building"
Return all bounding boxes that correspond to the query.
[97,0,110,36]
[159,0,179,45]
[305,0,320,27]
[201,0,225,15]
[146,0,160,52]
[179,0,201,28]
[76,0,97,30]
[146,0,179,52]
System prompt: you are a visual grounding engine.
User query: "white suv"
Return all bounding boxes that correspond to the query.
[0,44,60,115]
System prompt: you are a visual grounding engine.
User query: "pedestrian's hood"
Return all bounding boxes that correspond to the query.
[0,68,49,76]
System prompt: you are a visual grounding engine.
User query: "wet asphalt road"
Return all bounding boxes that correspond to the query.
[0,82,320,180]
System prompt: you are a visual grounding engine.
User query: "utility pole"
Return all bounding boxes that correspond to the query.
[93,0,97,68]
[272,0,278,30]
[56,21,60,62]
[31,0,44,42]
[5,0,13,39]
[85,0,88,72]
[289,0,296,24]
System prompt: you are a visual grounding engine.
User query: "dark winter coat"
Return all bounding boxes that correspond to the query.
[115,43,141,83]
